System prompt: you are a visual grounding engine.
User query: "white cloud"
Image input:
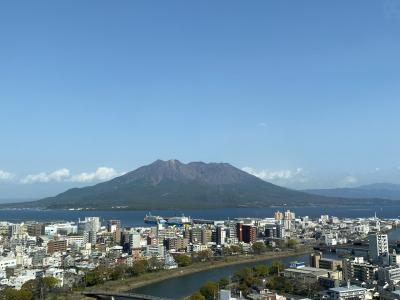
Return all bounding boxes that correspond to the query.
[20,167,123,184]
[340,175,358,186]
[70,167,121,183]
[20,168,70,184]
[242,167,307,182]
[0,170,15,181]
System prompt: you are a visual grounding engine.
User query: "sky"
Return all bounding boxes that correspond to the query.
[1,0,400,199]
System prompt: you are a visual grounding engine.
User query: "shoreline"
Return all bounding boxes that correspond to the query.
[79,248,312,297]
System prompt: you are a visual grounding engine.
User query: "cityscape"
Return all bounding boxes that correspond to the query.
[2,0,400,299]
[1,210,400,299]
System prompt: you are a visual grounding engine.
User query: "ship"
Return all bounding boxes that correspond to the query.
[144,213,167,225]
[166,214,192,226]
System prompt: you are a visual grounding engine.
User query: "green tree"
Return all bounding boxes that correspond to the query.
[252,242,267,254]
[229,245,241,255]
[218,277,229,289]
[0,288,32,300]
[287,239,298,249]
[197,249,213,261]
[188,291,206,300]
[199,281,218,300]
[148,257,164,271]
[253,264,269,277]
[174,254,192,267]
[85,271,102,286]
[129,260,149,276]
[42,276,60,289]
[269,261,284,275]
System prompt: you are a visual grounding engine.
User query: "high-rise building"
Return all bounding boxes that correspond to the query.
[238,223,257,244]
[47,240,67,254]
[216,226,226,245]
[310,252,322,268]
[129,231,141,250]
[369,233,388,262]
[107,220,121,233]
[84,217,101,232]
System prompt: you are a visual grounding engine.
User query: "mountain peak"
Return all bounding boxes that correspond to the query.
[16,159,381,210]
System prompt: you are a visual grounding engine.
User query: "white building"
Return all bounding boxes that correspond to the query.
[0,257,17,271]
[369,233,388,263]
[328,284,367,300]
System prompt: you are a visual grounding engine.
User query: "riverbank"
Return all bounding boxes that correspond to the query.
[65,248,312,299]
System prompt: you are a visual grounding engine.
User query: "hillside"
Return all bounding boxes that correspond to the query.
[305,183,400,200]
[4,160,393,210]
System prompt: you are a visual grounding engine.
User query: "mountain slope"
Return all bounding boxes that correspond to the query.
[305,183,400,200]
[7,160,393,210]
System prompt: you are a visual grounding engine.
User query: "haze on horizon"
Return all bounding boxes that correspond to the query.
[1,0,400,199]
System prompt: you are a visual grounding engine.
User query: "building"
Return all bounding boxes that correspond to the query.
[328,283,366,300]
[145,245,165,258]
[378,266,400,284]
[47,240,67,254]
[284,266,330,283]
[216,226,226,245]
[369,233,388,263]
[107,219,121,232]
[26,223,43,237]
[237,224,256,244]
[319,258,343,271]
[310,252,322,268]
[342,257,378,282]
[164,237,188,251]
[129,231,141,250]
[0,257,17,271]
[265,224,285,240]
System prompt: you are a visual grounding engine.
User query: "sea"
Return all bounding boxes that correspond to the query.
[1,205,400,227]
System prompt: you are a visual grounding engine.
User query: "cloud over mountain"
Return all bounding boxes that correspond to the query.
[18,167,124,184]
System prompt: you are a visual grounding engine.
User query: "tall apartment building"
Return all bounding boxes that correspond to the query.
[47,240,67,254]
[369,233,388,263]
[107,219,121,232]
[27,223,43,237]
[310,252,322,268]
[342,257,378,282]
[237,224,256,244]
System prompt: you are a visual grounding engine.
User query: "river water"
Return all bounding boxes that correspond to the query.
[130,253,310,299]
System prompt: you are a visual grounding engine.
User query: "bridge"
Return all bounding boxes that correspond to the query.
[82,291,173,300]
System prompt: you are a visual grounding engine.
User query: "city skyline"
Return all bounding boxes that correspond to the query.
[2,0,400,197]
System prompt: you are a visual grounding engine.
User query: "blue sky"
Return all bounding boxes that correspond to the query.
[1,0,400,198]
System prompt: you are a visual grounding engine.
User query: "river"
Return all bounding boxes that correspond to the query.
[130,253,310,299]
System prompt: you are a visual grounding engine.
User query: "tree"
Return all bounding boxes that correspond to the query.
[148,257,164,271]
[197,249,213,261]
[110,265,128,280]
[229,245,241,255]
[252,242,267,254]
[287,239,298,249]
[269,261,284,275]
[42,276,60,289]
[85,271,102,286]
[253,264,269,277]
[199,281,218,300]
[129,259,149,276]
[0,288,32,300]
[188,291,206,300]
[218,277,229,289]
[174,254,192,267]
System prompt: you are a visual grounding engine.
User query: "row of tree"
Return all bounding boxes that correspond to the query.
[0,276,59,300]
